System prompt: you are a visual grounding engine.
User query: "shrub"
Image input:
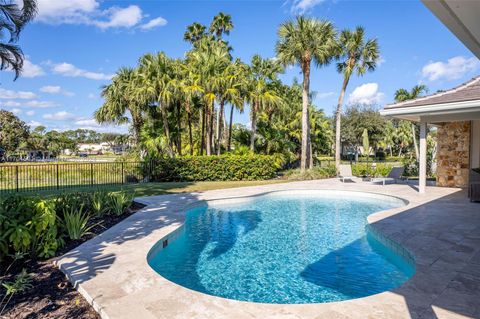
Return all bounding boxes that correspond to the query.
[351,163,394,177]
[283,166,337,180]
[0,196,61,260]
[108,192,134,216]
[62,205,98,240]
[91,191,110,217]
[151,155,278,182]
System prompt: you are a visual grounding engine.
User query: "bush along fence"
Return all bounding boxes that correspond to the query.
[0,155,279,194]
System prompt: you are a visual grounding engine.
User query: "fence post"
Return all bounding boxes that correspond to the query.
[90,163,94,186]
[15,165,19,192]
[56,163,59,190]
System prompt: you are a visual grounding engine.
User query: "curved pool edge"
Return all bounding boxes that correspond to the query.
[55,181,470,319]
[145,188,417,305]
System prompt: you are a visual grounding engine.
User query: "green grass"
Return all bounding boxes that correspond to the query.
[28,180,292,198]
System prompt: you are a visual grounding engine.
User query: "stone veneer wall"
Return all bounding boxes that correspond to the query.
[436,121,471,187]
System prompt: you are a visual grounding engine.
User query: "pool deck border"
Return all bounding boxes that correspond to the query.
[55,179,480,319]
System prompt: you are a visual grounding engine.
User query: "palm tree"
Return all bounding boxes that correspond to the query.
[276,16,337,172]
[209,12,233,40]
[184,22,207,43]
[334,26,379,170]
[95,68,144,145]
[247,55,282,152]
[0,0,37,79]
[394,84,428,159]
[136,52,176,157]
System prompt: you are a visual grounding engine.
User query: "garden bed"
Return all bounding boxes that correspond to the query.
[1,201,145,319]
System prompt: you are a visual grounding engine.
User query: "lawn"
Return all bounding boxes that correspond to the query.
[33,179,292,197]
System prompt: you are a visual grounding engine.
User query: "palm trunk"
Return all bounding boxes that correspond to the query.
[250,102,257,152]
[159,103,173,157]
[300,61,311,173]
[200,107,205,155]
[217,99,225,155]
[176,102,182,156]
[206,104,212,156]
[335,75,350,171]
[187,111,193,156]
[227,104,234,152]
[309,136,313,169]
[412,123,419,160]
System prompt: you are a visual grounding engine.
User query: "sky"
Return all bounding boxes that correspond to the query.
[0,0,478,133]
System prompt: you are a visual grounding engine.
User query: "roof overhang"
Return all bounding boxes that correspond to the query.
[380,99,480,123]
[422,0,480,59]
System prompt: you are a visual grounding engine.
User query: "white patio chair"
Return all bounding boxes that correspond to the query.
[338,164,356,183]
[371,166,405,186]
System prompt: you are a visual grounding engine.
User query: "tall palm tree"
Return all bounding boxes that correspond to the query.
[137,52,176,157]
[184,22,207,43]
[394,84,428,159]
[247,55,282,152]
[0,0,37,79]
[276,16,337,172]
[209,12,233,40]
[334,26,379,170]
[95,68,144,145]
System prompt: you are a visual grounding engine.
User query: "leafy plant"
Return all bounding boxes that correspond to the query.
[283,166,336,180]
[62,205,98,240]
[0,269,32,316]
[108,192,134,216]
[91,191,111,217]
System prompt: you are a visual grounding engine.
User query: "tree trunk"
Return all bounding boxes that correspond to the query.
[187,109,193,156]
[335,75,350,171]
[209,103,215,155]
[206,103,212,156]
[309,136,313,169]
[176,102,182,156]
[412,123,419,160]
[300,61,311,173]
[200,107,205,155]
[227,104,234,152]
[159,103,173,157]
[217,99,225,155]
[250,102,257,152]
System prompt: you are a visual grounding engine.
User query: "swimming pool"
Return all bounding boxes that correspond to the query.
[147,190,415,304]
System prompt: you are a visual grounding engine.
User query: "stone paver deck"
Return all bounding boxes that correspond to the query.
[55,180,480,319]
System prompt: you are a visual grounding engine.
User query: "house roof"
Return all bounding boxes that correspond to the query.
[385,76,480,109]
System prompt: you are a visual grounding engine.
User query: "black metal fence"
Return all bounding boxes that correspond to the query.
[0,161,152,194]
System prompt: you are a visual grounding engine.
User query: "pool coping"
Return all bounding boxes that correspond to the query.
[55,180,480,319]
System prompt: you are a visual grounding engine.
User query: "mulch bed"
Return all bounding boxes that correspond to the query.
[1,202,146,319]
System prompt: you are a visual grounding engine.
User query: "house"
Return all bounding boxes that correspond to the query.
[380,0,480,193]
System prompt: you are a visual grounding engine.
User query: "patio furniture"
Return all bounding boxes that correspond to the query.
[338,164,356,183]
[371,166,405,186]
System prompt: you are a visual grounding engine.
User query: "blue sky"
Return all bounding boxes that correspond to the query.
[0,0,478,133]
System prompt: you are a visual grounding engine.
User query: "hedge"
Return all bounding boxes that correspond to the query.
[151,155,278,182]
[351,163,395,177]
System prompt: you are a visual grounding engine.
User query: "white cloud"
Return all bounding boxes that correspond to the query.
[10,108,22,115]
[26,110,35,116]
[43,111,76,121]
[421,56,479,81]
[21,59,45,78]
[27,120,42,128]
[25,100,58,108]
[0,88,37,99]
[52,62,113,81]
[2,101,21,107]
[291,0,325,13]
[87,93,96,99]
[74,118,128,133]
[35,1,165,31]
[377,56,386,67]
[94,5,142,29]
[140,17,167,30]
[347,83,384,105]
[40,85,74,96]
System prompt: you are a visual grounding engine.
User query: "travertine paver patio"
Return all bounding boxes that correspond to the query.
[55,180,480,319]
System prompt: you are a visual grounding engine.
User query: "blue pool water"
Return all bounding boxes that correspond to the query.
[147,191,415,304]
